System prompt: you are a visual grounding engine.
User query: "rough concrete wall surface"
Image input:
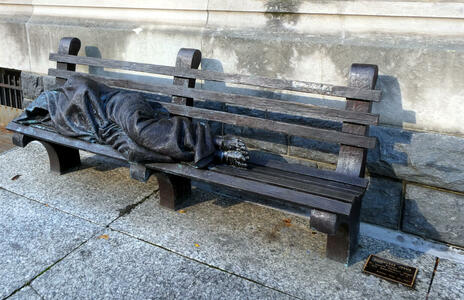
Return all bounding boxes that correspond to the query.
[2,0,464,247]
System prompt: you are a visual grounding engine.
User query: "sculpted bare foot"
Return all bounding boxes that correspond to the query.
[214,136,249,168]
[215,136,247,151]
[219,150,248,168]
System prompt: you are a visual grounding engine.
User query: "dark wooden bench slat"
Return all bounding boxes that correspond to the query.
[7,121,352,215]
[211,165,360,203]
[49,53,381,102]
[161,102,376,148]
[6,122,126,160]
[8,116,364,195]
[47,69,377,149]
[146,162,352,216]
[251,159,369,188]
[48,68,379,126]
[248,163,365,195]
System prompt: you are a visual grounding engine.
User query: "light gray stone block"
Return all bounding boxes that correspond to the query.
[287,122,464,196]
[21,72,44,100]
[428,258,464,300]
[0,142,158,225]
[0,17,30,71]
[368,126,464,193]
[0,188,101,298]
[26,18,203,75]
[361,176,402,229]
[43,75,60,92]
[403,184,464,247]
[111,189,436,299]
[30,230,291,299]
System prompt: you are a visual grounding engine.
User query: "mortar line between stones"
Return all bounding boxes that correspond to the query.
[205,0,210,28]
[0,186,157,228]
[4,231,102,299]
[106,189,158,227]
[28,285,44,300]
[425,257,440,300]
[24,11,33,72]
[109,228,302,300]
[398,180,407,230]
[405,180,464,197]
[0,186,103,227]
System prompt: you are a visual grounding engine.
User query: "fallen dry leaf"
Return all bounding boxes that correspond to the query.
[98,234,109,240]
[11,174,21,181]
[178,210,186,214]
[283,218,292,226]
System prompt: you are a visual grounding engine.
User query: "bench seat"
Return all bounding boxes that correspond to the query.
[8,121,365,218]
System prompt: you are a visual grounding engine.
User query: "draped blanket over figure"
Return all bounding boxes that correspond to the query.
[15,75,248,168]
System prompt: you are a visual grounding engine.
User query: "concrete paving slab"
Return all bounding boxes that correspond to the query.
[0,142,158,225]
[428,258,464,299]
[8,286,42,300]
[30,230,292,299]
[0,188,101,298]
[111,188,437,299]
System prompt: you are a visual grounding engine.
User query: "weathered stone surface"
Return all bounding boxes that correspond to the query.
[0,188,101,298]
[403,184,464,247]
[361,175,402,230]
[0,17,31,71]
[367,126,464,193]
[287,124,464,194]
[26,18,203,75]
[111,189,436,299]
[31,230,291,299]
[21,72,44,100]
[0,142,158,225]
[43,75,60,91]
[428,258,464,300]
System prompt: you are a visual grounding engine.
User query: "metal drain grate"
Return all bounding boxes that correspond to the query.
[0,68,22,109]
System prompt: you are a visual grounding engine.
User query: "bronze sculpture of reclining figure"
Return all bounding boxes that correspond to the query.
[16,75,249,168]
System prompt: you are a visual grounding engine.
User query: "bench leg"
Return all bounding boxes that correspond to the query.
[325,199,361,264]
[129,163,151,182]
[156,173,191,210]
[12,133,81,174]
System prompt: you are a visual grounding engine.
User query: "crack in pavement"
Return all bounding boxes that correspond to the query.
[4,231,104,300]
[426,257,440,300]
[109,228,302,299]
[107,189,158,227]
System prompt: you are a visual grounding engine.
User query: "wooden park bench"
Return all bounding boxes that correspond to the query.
[7,37,381,264]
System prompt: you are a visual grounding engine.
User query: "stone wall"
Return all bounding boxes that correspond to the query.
[2,0,464,247]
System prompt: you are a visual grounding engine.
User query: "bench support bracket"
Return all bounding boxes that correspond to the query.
[156,172,191,210]
[12,133,81,174]
[324,63,378,264]
[325,198,362,264]
[129,163,151,182]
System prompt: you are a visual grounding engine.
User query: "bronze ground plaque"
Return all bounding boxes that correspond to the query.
[362,255,418,287]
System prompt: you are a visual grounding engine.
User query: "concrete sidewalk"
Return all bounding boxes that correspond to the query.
[0,141,463,299]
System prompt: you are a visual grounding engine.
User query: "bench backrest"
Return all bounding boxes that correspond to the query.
[48,37,380,179]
